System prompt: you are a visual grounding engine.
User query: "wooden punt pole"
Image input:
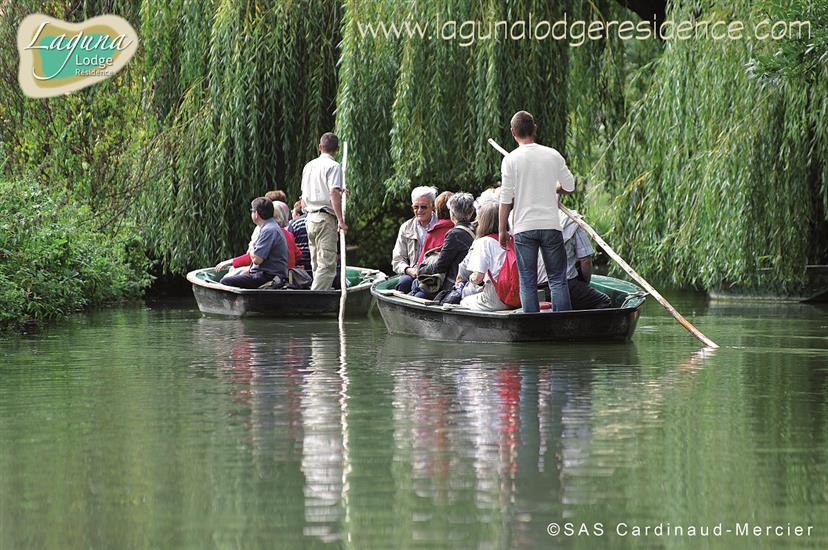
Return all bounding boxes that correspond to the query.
[338,141,349,324]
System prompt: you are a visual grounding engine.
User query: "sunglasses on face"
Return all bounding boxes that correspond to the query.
[412,205,430,211]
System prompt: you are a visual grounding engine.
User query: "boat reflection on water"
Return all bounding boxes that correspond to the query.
[192,318,716,546]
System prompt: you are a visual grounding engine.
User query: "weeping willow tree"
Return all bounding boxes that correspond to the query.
[338,0,571,267]
[340,0,571,201]
[3,0,824,288]
[604,0,828,290]
[566,1,627,186]
[134,0,339,272]
[565,1,664,235]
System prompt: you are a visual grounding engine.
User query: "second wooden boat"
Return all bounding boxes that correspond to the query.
[187,266,385,317]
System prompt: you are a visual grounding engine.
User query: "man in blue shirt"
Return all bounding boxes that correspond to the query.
[220,198,288,288]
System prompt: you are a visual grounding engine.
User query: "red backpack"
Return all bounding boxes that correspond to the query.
[485,235,522,308]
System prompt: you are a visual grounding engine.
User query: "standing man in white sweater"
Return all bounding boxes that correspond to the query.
[498,111,574,312]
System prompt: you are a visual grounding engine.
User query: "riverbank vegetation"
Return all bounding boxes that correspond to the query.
[0,0,826,329]
[0,178,150,331]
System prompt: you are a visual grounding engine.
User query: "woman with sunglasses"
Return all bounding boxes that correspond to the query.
[391,186,438,293]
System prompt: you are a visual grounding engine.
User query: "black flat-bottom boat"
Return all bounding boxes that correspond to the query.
[371,275,647,343]
[187,266,386,317]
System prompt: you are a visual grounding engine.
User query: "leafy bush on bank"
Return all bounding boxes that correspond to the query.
[0,178,151,331]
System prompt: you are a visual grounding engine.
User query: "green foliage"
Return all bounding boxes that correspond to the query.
[135,0,340,272]
[604,0,828,290]
[339,0,570,209]
[567,1,663,221]
[0,178,151,331]
[338,0,572,270]
[1,0,825,289]
[0,0,144,212]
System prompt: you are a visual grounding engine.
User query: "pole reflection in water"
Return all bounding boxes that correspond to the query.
[338,320,352,545]
[196,318,350,545]
[301,333,345,542]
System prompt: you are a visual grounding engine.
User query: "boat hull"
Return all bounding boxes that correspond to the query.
[376,299,640,343]
[371,275,645,343]
[187,267,383,317]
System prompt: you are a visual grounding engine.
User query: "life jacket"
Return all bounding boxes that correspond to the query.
[484,234,521,308]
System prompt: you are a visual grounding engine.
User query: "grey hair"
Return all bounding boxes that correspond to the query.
[411,186,437,204]
[474,186,500,212]
[448,192,475,223]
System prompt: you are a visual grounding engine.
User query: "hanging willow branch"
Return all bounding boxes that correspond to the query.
[604,0,828,290]
[134,0,340,272]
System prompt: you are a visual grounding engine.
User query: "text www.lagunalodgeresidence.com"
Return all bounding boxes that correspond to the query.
[356,13,812,47]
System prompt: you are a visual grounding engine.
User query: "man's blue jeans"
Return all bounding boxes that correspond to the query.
[514,229,572,313]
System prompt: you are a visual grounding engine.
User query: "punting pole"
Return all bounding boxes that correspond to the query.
[338,141,349,325]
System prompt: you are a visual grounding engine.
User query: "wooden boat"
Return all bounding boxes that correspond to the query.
[371,275,647,343]
[187,266,386,317]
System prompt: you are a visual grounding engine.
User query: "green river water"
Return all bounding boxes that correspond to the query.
[1,294,827,549]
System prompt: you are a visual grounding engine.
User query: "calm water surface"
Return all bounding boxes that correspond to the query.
[1,294,827,549]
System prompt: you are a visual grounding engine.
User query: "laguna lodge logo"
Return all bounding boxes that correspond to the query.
[17,13,139,98]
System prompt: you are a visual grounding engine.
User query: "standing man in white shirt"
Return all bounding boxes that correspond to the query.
[302,132,346,291]
[498,111,574,312]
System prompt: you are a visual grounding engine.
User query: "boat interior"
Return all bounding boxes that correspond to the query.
[374,274,647,313]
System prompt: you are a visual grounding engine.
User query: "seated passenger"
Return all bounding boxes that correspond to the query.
[218,197,288,288]
[392,186,437,293]
[561,209,611,309]
[474,185,500,213]
[216,200,302,271]
[265,189,287,204]
[411,193,476,299]
[273,200,303,270]
[291,200,303,220]
[459,202,549,311]
[287,200,312,273]
[415,191,455,264]
[271,199,290,227]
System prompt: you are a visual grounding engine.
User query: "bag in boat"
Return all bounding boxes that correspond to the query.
[416,246,445,293]
[417,274,445,294]
[489,240,521,308]
[436,282,464,305]
[286,267,312,290]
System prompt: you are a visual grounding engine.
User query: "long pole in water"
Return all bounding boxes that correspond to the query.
[487,138,719,349]
[338,141,349,324]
